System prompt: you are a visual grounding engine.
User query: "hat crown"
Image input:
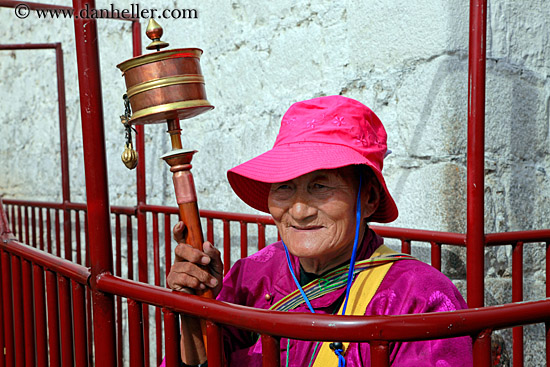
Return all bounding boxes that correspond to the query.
[275,96,388,171]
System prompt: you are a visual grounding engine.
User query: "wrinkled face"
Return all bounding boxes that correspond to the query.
[268,167,368,274]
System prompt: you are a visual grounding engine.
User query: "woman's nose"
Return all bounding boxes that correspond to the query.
[288,193,316,220]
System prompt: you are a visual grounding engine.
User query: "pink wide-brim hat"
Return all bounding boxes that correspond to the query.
[227,95,398,223]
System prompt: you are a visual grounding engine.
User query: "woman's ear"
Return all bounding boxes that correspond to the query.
[361,178,380,220]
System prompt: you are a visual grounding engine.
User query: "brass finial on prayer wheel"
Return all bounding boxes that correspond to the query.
[146,18,169,50]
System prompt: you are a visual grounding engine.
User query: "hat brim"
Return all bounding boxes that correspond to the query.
[227,143,398,223]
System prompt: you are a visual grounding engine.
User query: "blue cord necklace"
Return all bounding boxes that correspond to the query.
[282,175,363,367]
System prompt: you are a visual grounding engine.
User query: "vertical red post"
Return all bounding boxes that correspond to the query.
[466,0,487,308]
[22,260,35,366]
[258,223,266,251]
[400,239,411,255]
[467,2,489,363]
[72,281,88,367]
[1,251,15,367]
[72,1,117,365]
[207,218,214,244]
[33,264,48,367]
[546,241,550,367]
[163,310,181,367]
[370,341,390,367]
[430,242,442,271]
[46,271,61,367]
[128,299,145,367]
[165,214,172,277]
[512,242,524,366]
[240,221,248,259]
[11,256,25,367]
[206,321,223,367]
[55,42,72,262]
[58,276,74,366]
[261,335,280,367]
[132,19,151,365]
[0,251,4,367]
[153,214,163,365]
[223,219,231,275]
[55,210,61,257]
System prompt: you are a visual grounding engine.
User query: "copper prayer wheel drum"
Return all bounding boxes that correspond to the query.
[117,48,214,125]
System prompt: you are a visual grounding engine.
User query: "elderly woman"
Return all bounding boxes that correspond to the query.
[166,96,472,366]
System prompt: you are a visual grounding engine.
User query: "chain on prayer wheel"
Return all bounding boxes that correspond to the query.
[116,17,215,344]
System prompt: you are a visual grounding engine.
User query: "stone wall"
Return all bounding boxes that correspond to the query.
[0,0,549,365]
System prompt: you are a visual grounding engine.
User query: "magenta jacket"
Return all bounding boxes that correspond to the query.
[217,229,473,366]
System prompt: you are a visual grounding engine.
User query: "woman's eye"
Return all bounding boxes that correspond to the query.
[312,183,329,190]
[274,184,291,191]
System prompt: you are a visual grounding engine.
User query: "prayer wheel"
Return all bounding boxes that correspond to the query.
[117,19,213,125]
[116,19,214,306]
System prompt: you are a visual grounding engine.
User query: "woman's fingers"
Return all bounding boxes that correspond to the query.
[169,221,224,297]
[167,260,219,293]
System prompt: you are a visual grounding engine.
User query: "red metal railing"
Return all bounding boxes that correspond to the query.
[2,201,550,366]
[3,198,550,366]
[2,0,550,366]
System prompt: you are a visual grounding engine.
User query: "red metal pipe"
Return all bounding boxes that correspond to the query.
[10,205,15,236]
[206,217,214,244]
[32,264,48,367]
[115,214,123,366]
[127,215,134,280]
[46,209,52,253]
[223,219,231,274]
[163,310,181,367]
[128,299,145,367]
[165,214,172,278]
[0,1,71,11]
[430,242,441,271]
[258,223,266,251]
[24,206,29,245]
[206,321,223,367]
[31,207,36,247]
[240,221,248,258]
[75,210,82,264]
[10,256,25,367]
[54,209,60,257]
[547,241,550,366]
[38,208,44,251]
[472,329,492,366]
[1,251,15,367]
[370,341,390,367]
[466,0,487,309]
[22,260,35,366]
[261,335,280,367]
[97,273,550,342]
[72,281,88,367]
[1,238,89,283]
[153,214,163,365]
[58,276,75,366]
[72,1,116,365]
[0,252,4,367]
[17,206,22,242]
[512,242,524,366]
[400,239,411,255]
[46,271,61,367]
[466,2,489,363]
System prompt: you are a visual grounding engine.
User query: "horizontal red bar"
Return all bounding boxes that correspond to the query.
[0,43,59,50]
[97,273,550,343]
[0,1,137,21]
[0,238,89,283]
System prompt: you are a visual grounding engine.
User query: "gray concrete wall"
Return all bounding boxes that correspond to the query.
[0,1,549,365]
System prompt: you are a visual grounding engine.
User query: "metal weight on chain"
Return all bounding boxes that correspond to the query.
[120,94,138,170]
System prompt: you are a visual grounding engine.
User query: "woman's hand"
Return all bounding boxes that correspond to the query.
[166,221,224,298]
